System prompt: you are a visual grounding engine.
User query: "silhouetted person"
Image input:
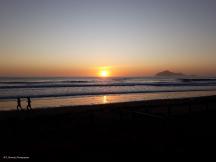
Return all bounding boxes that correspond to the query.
[17,98,22,111]
[26,97,32,110]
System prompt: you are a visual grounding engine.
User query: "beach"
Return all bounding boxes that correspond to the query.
[0,95,216,160]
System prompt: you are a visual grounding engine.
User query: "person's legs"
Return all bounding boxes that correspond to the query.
[27,105,32,110]
[17,105,22,111]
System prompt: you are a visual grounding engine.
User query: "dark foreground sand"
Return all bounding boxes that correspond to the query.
[0,95,216,160]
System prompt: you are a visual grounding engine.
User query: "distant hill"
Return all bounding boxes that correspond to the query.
[156,70,185,77]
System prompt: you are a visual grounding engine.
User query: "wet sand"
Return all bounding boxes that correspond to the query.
[0,95,216,160]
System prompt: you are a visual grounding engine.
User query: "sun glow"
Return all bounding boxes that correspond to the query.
[98,66,111,77]
[100,70,109,77]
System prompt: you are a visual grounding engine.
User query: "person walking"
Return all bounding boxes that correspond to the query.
[17,97,22,111]
[26,97,32,110]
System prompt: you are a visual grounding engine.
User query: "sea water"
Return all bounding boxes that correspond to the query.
[0,76,216,110]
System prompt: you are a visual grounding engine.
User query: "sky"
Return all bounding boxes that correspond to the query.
[0,0,216,77]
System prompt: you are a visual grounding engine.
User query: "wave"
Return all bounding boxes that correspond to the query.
[1,82,216,89]
[179,78,216,82]
[1,88,216,100]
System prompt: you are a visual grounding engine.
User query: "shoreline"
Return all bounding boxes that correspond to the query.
[1,90,216,111]
[0,94,215,117]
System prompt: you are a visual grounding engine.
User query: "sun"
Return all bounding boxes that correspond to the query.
[97,66,111,77]
[99,70,110,77]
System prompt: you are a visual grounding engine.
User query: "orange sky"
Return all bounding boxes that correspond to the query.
[1,63,215,77]
[0,0,216,77]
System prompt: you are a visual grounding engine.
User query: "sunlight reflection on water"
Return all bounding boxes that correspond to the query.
[103,96,108,104]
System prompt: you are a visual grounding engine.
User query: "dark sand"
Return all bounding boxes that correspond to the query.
[0,95,216,160]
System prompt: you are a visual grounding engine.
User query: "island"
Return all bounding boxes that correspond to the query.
[156,70,185,77]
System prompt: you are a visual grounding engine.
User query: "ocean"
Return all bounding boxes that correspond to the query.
[1,76,216,110]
